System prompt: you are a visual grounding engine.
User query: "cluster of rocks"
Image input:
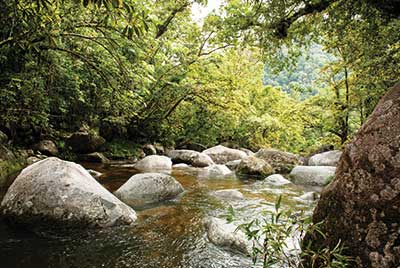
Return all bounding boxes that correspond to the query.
[0,135,344,254]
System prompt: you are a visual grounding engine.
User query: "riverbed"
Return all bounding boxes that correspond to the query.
[0,163,319,268]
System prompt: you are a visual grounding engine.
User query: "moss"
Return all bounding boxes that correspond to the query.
[0,158,25,186]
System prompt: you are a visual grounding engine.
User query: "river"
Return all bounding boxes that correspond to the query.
[0,162,319,268]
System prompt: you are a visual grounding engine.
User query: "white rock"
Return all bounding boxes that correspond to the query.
[204,217,250,255]
[308,150,342,166]
[168,149,214,167]
[290,166,336,186]
[114,173,184,207]
[200,165,232,178]
[212,189,244,200]
[202,145,247,164]
[133,155,172,171]
[172,163,189,168]
[1,158,137,230]
[264,174,291,186]
[294,192,320,202]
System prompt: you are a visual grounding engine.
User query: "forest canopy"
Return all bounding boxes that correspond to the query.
[0,0,399,154]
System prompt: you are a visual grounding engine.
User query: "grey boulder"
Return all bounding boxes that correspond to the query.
[236,156,274,177]
[264,174,291,186]
[114,173,184,207]
[255,149,300,174]
[168,149,214,167]
[308,150,342,166]
[200,165,233,178]
[0,157,137,230]
[202,145,247,164]
[290,166,336,186]
[204,217,250,255]
[133,155,172,171]
[212,189,244,200]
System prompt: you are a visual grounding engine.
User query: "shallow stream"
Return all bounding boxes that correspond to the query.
[0,163,319,268]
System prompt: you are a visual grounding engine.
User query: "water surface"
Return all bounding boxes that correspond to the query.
[0,163,318,268]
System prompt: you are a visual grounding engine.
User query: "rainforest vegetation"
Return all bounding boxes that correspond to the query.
[0,0,398,158]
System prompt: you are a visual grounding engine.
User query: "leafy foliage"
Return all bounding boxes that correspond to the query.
[236,196,354,268]
[0,0,398,153]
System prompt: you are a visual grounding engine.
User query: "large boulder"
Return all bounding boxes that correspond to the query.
[308,150,342,166]
[66,131,105,154]
[0,158,137,231]
[290,166,336,186]
[168,149,214,167]
[202,145,247,164]
[204,217,250,255]
[236,156,274,177]
[133,155,172,171]
[34,140,58,156]
[200,165,233,178]
[114,173,184,207]
[255,149,300,173]
[303,83,400,268]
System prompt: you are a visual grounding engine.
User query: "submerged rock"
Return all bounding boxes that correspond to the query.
[303,83,400,268]
[168,149,214,167]
[202,145,247,164]
[114,173,184,207]
[0,158,137,231]
[212,189,244,200]
[255,149,300,173]
[236,156,274,177]
[264,174,291,186]
[204,217,250,255]
[308,150,342,166]
[200,165,232,178]
[290,166,336,186]
[133,155,172,171]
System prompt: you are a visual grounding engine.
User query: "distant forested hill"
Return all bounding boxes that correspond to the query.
[263,44,335,98]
